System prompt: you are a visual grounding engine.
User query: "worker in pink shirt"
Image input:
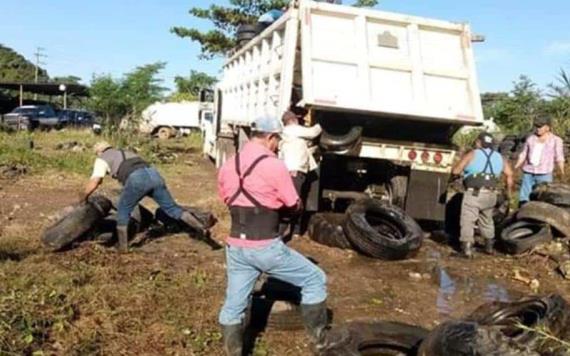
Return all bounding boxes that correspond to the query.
[515,115,565,205]
[217,115,333,355]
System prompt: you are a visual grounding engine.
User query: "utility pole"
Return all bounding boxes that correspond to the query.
[33,47,47,100]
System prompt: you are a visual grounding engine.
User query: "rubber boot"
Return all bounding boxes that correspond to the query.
[484,239,495,255]
[180,211,206,232]
[221,324,243,356]
[117,225,129,253]
[461,241,474,259]
[301,302,349,354]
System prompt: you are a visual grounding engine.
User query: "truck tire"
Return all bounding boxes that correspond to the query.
[517,201,570,237]
[157,127,174,140]
[499,220,552,255]
[466,294,570,353]
[417,320,531,356]
[236,24,257,46]
[320,126,362,153]
[530,183,570,207]
[41,196,112,251]
[344,199,423,260]
[307,213,352,250]
[322,321,428,356]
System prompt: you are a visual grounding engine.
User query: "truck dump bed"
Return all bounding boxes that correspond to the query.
[220,1,483,127]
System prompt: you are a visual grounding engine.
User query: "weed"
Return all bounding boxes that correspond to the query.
[516,323,570,353]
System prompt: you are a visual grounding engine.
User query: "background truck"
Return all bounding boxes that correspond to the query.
[140,101,213,139]
[201,0,484,222]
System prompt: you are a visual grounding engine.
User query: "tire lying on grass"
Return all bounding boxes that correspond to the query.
[321,321,429,356]
[517,201,570,237]
[307,213,352,250]
[41,195,112,251]
[499,219,552,255]
[467,294,570,354]
[344,199,424,260]
[530,183,570,207]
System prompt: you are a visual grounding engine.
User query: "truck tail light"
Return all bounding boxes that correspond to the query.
[421,151,430,163]
[434,152,443,164]
[408,150,417,161]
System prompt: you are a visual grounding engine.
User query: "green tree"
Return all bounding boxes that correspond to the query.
[171,70,217,101]
[546,69,570,135]
[482,75,544,132]
[0,44,49,82]
[173,0,377,59]
[86,74,126,126]
[122,62,166,120]
[353,0,378,7]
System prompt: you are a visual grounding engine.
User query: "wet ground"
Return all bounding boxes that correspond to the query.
[2,151,570,354]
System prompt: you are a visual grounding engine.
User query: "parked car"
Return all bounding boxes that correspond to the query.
[2,105,59,131]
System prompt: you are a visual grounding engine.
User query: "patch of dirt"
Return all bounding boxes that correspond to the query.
[2,154,570,354]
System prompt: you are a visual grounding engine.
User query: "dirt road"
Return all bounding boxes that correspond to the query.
[1,145,570,355]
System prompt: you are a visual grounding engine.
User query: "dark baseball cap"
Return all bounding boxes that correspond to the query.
[534,115,552,128]
[477,132,494,148]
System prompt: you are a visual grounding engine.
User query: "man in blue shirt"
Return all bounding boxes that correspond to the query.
[452,132,514,258]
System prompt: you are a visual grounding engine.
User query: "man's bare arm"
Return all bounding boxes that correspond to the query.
[452,151,475,176]
[79,177,103,204]
[503,158,514,198]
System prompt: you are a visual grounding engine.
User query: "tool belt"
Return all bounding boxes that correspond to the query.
[464,173,499,190]
[229,206,280,240]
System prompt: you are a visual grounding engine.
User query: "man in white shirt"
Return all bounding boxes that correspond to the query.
[279,111,322,235]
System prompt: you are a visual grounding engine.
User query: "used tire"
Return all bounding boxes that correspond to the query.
[320,126,363,153]
[307,213,352,250]
[517,201,570,237]
[322,321,429,356]
[41,196,112,251]
[467,294,570,354]
[344,199,424,260]
[499,219,552,255]
[530,183,570,207]
[236,24,257,44]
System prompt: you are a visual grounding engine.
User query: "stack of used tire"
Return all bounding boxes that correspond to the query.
[498,133,530,160]
[499,183,570,255]
[41,196,216,251]
[321,294,570,355]
[307,199,424,261]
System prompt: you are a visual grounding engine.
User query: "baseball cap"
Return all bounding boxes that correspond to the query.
[252,115,283,134]
[534,115,552,128]
[93,141,112,154]
[477,132,494,148]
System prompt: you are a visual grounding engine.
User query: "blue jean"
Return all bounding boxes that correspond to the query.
[117,167,183,226]
[519,172,553,204]
[219,239,327,326]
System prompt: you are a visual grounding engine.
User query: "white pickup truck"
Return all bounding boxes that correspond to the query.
[202,0,484,222]
[140,101,213,139]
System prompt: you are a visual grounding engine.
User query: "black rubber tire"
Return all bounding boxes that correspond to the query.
[530,183,570,207]
[344,199,424,260]
[322,321,429,356]
[41,196,112,251]
[307,213,352,250]
[320,126,363,153]
[493,192,510,226]
[499,219,552,255]
[466,294,570,353]
[517,201,570,237]
[236,24,257,42]
[417,320,531,356]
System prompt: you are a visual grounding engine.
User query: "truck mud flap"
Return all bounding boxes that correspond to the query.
[406,170,448,222]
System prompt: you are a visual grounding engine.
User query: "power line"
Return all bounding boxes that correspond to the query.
[33,47,47,100]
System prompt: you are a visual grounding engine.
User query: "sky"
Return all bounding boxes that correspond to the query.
[1,0,569,94]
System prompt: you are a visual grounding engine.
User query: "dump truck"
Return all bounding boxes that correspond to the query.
[140,101,213,139]
[201,0,484,222]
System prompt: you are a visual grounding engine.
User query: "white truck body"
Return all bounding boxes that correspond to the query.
[140,101,213,135]
[203,0,485,221]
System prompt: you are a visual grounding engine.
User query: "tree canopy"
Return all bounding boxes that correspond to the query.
[171,70,217,102]
[172,0,378,59]
[0,44,49,82]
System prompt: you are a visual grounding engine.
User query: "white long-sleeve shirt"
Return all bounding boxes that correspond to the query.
[279,124,322,174]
